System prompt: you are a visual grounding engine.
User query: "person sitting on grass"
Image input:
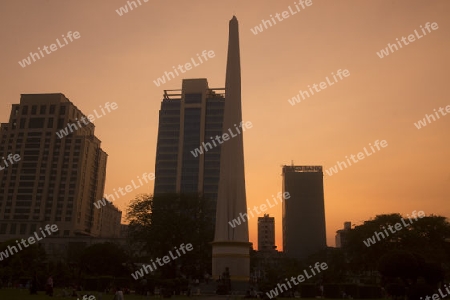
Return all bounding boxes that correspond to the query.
[113,287,124,300]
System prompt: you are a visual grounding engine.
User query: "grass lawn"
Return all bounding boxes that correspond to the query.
[0,289,383,300]
[0,288,154,300]
[0,289,219,300]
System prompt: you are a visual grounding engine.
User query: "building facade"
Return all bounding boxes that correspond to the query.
[258,214,275,251]
[0,93,121,243]
[282,165,326,261]
[98,200,122,238]
[335,221,351,248]
[153,79,225,207]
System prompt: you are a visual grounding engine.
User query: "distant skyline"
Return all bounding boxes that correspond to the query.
[1,0,449,249]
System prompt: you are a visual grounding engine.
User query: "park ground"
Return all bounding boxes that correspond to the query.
[0,288,380,300]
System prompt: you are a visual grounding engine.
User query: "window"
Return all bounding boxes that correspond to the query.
[59,105,66,115]
[22,106,28,115]
[0,224,7,234]
[31,105,37,115]
[57,118,65,129]
[40,105,46,114]
[19,224,27,234]
[185,93,202,104]
[9,223,16,234]
[49,105,55,114]
[29,118,45,128]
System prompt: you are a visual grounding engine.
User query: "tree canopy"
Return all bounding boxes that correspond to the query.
[126,193,215,279]
[80,242,128,276]
[344,213,450,274]
[0,239,46,283]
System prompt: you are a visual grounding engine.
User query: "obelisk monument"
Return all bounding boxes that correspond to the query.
[211,16,251,283]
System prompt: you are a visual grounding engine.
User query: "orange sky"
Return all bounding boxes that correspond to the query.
[1,0,449,250]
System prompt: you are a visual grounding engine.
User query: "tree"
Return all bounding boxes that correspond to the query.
[0,239,46,285]
[80,242,128,276]
[342,213,450,300]
[378,250,444,300]
[306,247,348,283]
[344,214,450,277]
[126,193,215,279]
[378,250,421,284]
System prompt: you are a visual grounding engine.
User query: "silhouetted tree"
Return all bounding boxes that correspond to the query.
[378,250,421,284]
[0,239,46,284]
[344,213,450,277]
[126,193,214,279]
[378,250,444,300]
[80,242,128,276]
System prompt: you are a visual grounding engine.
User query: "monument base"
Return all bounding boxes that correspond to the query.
[211,240,252,282]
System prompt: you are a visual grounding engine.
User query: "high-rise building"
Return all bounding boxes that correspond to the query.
[258,214,275,251]
[0,93,120,244]
[212,16,251,283]
[153,79,225,206]
[98,199,123,238]
[335,221,351,248]
[282,165,326,261]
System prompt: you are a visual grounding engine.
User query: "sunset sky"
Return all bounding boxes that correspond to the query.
[1,0,449,249]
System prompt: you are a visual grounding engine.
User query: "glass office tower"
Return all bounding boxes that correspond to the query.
[154,79,225,210]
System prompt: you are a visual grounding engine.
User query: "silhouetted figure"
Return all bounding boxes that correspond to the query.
[114,286,124,300]
[187,285,191,297]
[71,286,78,298]
[45,275,53,296]
[216,267,231,295]
[30,272,38,294]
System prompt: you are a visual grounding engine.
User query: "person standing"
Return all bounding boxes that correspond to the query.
[46,275,53,296]
[114,287,124,300]
[30,271,38,294]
